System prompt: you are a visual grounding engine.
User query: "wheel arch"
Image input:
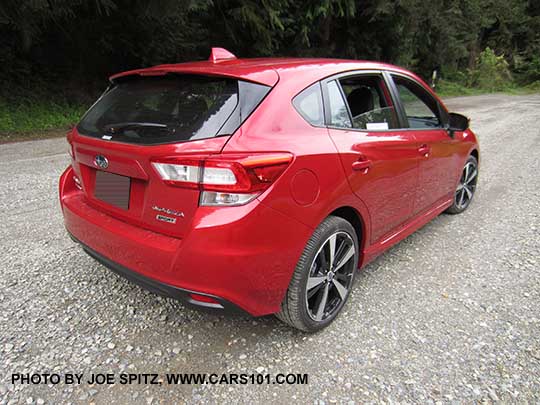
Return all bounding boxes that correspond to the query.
[470,148,479,164]
[329,206,367,265]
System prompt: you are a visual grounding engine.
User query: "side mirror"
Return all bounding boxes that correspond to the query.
[448,112,469,132]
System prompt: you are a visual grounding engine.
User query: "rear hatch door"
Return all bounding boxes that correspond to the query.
[70,73,271,238]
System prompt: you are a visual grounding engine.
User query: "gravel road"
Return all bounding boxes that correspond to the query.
[1,94,539,404]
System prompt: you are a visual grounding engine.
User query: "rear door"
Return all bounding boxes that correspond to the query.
[323,72,420,244]
[70,74,270,238]
[388,73,460,215]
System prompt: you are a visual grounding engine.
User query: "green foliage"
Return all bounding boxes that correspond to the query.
[525,81,540,92]
[1,0,538,90]
[0,99,87,134]
[469,47,513,91]
[0,0,539,136]
[435,80,483,97]
[518,54,540,83]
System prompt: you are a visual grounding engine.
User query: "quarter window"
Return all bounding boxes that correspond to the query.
[392,75,444,129]
[292,83,324,126]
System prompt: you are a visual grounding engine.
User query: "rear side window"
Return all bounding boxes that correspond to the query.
[292,83,324,126]
[77,75,270,145]
[327,80,352,128]
[326,75,398,130]
[339,75,398,130]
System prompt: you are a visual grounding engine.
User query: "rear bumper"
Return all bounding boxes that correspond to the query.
[59,165,313,316]
[70,233,247,314]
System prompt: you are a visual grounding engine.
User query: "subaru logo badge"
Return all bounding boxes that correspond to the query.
[94,155,108,169]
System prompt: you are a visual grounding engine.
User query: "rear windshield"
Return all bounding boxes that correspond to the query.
[77,75,270,145]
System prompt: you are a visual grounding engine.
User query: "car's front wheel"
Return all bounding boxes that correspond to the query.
[446,155,478,214]
[276,216,359,332]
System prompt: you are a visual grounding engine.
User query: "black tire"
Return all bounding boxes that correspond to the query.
[446,155,478,215]
[275,216,359,332]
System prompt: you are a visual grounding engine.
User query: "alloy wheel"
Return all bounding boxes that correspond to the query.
[455,160,478,210]
[305,231,356,322]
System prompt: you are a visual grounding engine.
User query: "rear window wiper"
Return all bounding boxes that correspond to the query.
[105,122,169,134]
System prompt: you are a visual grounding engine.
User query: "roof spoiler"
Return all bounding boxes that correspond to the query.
[209,47,237,63]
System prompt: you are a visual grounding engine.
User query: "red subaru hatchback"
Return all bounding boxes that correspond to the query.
[60,48,479,331]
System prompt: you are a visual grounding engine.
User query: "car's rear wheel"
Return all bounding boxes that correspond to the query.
[446,155,478,214]
[276,216,359,332]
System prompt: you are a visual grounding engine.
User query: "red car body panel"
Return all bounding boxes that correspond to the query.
[60,56,479,316]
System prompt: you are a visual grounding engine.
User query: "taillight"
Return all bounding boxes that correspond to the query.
[67,141,74,158]
[199,191,258,206]
[67,129,75,158]
[151,160,200,189]
[151,153,293,206]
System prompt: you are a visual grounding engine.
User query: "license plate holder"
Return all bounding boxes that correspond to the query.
[94,170,131,210]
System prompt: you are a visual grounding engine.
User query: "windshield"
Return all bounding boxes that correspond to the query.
[77,75,270,145]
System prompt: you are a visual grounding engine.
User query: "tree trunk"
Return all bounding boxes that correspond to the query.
[468,39,480,70]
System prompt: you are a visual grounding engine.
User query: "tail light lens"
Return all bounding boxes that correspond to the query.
[151,153,292,206]
[67,141,74,158]
[200,191,258,206]
[152,160,200,188]
[202,166,237,185]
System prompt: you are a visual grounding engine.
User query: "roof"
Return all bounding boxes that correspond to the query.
[109,56,411,88]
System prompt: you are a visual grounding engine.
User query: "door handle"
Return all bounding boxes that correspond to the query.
[418,144,430,157]
[352,159,372,172]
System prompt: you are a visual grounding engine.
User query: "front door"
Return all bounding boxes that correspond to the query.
[389,74,460,215]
